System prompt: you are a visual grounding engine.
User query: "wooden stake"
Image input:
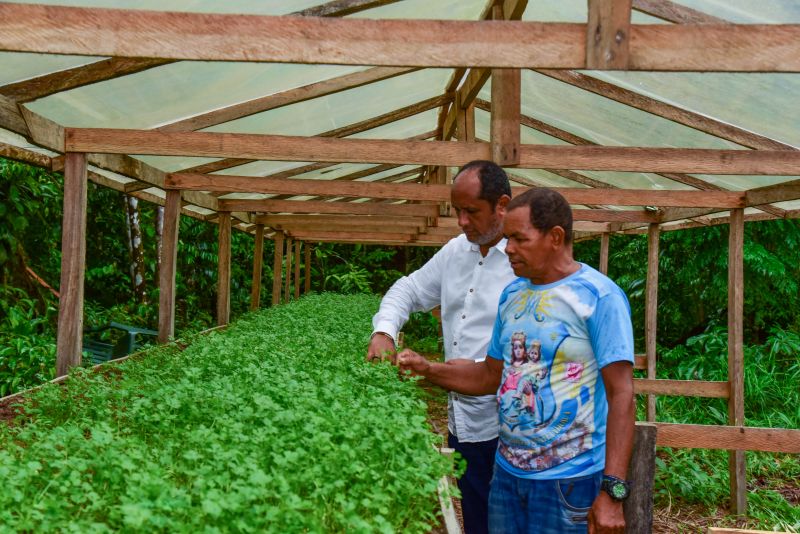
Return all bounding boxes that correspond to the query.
[294,240,301,299]
[304,243,312,294]
[217,211,231,326]
[645,223,659,421]
[599,232,610,274]
[250,224,264,311]
[56,152,87,377]
[272,233,284,306]
[727,208,746,514]
[284,237,293,302]
[158,189,181,343]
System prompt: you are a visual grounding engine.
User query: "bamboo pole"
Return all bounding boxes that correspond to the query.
[216,211,231,325]
[727,208,746,514]
[271,233,284,306]
[645,223,660,421]
[55,152,87,377]
[250,224,264,311]
[158,189,181,343]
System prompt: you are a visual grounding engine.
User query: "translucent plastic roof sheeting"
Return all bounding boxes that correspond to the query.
[0,52,103,86]
[3,0,323,15]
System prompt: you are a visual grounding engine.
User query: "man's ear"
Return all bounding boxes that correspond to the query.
[549,226,566,248]
[496,194,511,214]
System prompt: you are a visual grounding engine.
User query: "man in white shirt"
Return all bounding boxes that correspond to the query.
[367,160,517,534]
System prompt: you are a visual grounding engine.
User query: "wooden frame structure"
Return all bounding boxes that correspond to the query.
[1,0,799,515]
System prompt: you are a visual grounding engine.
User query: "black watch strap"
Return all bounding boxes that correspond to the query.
[601,474,630,502]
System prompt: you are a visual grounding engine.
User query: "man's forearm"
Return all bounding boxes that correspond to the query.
[423,360,499,396]
[604,386,635,479]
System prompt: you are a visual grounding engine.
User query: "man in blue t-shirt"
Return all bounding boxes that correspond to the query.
[398,187,635,533]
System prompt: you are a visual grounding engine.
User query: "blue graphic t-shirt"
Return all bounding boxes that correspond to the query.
[487,263,634,480]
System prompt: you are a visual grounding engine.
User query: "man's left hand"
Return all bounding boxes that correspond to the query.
[588,491,625,534]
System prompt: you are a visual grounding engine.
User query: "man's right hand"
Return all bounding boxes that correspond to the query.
[366,332,396,363]
[396,349,431,377]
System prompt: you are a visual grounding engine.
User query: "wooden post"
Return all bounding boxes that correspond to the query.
[728,208,746,514]
[250,224,264,311]
[645,223,660,421]
[599,232,610,274]
[455,91,475,143]
[294,239,301,299]
[304,243,312,294]
[55,152,87,377]
[624,423,657,534]
[284,237,293,302]
[158,189,181,343]
[586,0,633,70]
[490,5,520,167]
[272,232,284,305]
[216,211,231,326]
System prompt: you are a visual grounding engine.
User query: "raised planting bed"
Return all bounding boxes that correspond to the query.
[0,293,456,532]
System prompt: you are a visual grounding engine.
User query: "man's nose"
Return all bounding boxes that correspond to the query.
[457,212,469,227]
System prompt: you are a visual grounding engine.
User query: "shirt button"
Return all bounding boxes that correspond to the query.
[461,315,466,319]
[479,261,483,266]
[469,288,474,293]
[453,341,458,346]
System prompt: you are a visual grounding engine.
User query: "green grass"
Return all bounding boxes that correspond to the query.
[0,293,454,533]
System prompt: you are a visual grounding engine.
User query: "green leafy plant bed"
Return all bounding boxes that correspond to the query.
[0,293,455,533]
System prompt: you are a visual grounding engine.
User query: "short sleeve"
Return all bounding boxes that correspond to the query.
[486,290,509,361]
[586,289,634,369]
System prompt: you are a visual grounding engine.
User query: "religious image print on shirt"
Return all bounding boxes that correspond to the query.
[496,287,598,474]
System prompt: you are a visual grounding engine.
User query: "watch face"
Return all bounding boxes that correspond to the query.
[610,481,627,500]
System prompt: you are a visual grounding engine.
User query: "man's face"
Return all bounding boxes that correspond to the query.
[503,206,553,280]
[451,170,504,246]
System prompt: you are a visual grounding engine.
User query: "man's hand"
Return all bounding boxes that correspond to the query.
[396,349,431,377]
[588,491,625,534]
[366,333,396,363]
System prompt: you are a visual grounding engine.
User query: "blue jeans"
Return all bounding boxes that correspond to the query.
[488,466,602,534]
[449,433,498,534]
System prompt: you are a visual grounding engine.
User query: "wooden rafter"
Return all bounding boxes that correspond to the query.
[631,0,727,25]
[4,5,798,71]
[219,198,440,217]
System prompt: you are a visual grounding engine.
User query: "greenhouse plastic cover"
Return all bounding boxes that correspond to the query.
[1,0,799,219]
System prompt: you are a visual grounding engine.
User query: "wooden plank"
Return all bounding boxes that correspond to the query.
[65,129,800,175]
[217,212,232,326]
[158,190,181,343]
[220,199,440,217]
[250,224,265,311]
[746,181,800,206]
[632,0,726,24]
[267,221,425,234]
[3,5,800,71]
[256,214,427,230]
[56,153,87,377]
[0,58,171,104]
[655,423,800,454]
[304,243,312,294]
[271,232,284,306]
[443,68,491,140]
[0,94,30,137]
[490,67,520,165]
[625,423,656,534]
[599,232,610,274]
[634,354,646,369]
[645,223,659,421]
[19,106,64,152]
[284,238,293,302]
[0,141,51,168]
[535,70,796,151]
[294,240,301,300]
[288,230,415,242]
[293,0,402,17]
[727,207,746,515]
[157,67,417,132]
[586,0,632,69]
[633,378,729,398]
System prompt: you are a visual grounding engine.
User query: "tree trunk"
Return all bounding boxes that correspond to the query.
[124,194,147,304]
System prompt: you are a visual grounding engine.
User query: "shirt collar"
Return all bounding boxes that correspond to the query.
[465,235,508,256]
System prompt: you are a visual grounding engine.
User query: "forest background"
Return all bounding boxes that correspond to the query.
[1,157,798,530]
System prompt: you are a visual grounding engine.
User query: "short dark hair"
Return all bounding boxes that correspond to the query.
[507,188,573,244]
[456,160,511,208]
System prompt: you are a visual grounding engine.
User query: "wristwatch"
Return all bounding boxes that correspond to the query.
[601,474,630,502]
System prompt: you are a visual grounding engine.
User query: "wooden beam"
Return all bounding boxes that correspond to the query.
[490,68,520,165]
[304,243,312,294]
[645,223,659,421]
[284,237,293,302]
[586,0,632,70]
[634,379,728,398]
[65,129,800,175]
[219,199,441,217]
[157,67,417,132]
[599,232,610,274]
[535,70,796,151]
[0,58,171,104]
[217,212,232,326]
[255,214,427,229]
[250,224,265,311]
[746,180,800,206]
[0,93,30,137]
[56,153,88,376]
[727,207,746,515]
[271,232,284,306]
[625,423,657,534]
[0,141,51,168]
[158,190,181,343]
[3,5,800,71]
[293,0,402,17]
[632,0,727,24]
[288,230,416,242]
[294,240,301,300]
[656,423,800,454]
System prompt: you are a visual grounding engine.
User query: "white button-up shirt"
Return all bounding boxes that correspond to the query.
[372,233,517,442]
